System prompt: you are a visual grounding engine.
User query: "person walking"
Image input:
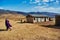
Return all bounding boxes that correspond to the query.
[5,19,12,31]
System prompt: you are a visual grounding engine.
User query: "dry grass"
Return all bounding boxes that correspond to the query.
[0,19,60,40]
[0,14,60,40]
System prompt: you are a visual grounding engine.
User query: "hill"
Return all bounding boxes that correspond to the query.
[0,9,26,21]
[0,9,60,18]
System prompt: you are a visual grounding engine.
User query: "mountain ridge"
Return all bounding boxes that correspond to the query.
[0,9,60,17]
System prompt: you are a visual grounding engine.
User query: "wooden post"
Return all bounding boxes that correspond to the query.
[44,17,46,22]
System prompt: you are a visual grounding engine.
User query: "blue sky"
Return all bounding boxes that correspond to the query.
[0,0,60,13]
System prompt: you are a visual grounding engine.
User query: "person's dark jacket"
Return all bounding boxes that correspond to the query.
[5,19,12,28]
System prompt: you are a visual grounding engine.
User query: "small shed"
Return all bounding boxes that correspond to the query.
[26,14,51,23]
[55,15,60,26]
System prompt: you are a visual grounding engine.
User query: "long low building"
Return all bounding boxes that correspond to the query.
[26,14,52,23]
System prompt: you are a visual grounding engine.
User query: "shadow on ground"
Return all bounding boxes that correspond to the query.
[41,25,60,29]
[17,22,33,24]
[0,29,7,31]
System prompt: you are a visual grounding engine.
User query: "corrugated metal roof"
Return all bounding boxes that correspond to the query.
[29,14,48,17]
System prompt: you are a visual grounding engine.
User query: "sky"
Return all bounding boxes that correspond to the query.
[0,0,60,13]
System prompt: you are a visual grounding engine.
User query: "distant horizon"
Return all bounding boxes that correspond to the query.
[0,9,60,14]
[0,0,60,13]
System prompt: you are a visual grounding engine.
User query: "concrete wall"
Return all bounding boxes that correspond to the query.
[26,16,33,23]
[33,17,48,23]
[26,15,50,23]
[55,15,60,26]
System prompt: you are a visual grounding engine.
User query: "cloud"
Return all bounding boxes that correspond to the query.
[35,0,40,2]
[43,0,49,2]
[30,0,60,7]
[0,7,4,9]
[32,6,60,13]
[29,0,60,13]
[55,0,59,4]
[30,0,32,2]
[30,0,41,4]
[43,0,56,2]
[37,3,42,5]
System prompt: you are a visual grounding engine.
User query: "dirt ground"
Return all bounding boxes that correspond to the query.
[0,19,60,40]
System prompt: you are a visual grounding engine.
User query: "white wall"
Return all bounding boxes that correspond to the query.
[46,18,49,21]
[33,18,45,23]
[33,18,37,23]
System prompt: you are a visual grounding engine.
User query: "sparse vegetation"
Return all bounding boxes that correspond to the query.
[0,14,60,40]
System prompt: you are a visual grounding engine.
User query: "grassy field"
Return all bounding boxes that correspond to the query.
[0,19,60,40]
